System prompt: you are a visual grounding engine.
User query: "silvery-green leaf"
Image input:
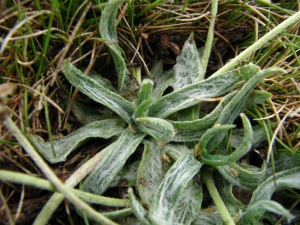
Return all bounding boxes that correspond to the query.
[63,60,134,124]
[109,160,140,188]
[171,130,206,142]
[192,208,223,225]
[240,200,292,225]
[170,92,236,132]
[249,167,300,204]
[266,149,300,177]
[137,140,166,206]
[31,119,125,163]
[152,67,175,101]
[128,188,152,225]
[214,172,245,213]
[207,67,284,150]
[149,64,259,118]
[245,90,272,107]
[133,99,152,118]
[172,33,203,91]
[89,74,117,92]
[171,90,270,137]
[136,117,175,142]
[199,114,252,166]
[198,124,236,155]
[149,151,202,225]
[71,99,114,125]
[134,79,154,107]
[230,124,267,149]
[173,180,203,224]
[216,161,267,190]
[83,128,145,195]
[99,0,130,91]
[163,143,189,160]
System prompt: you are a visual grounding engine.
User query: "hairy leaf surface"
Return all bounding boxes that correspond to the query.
[31,119,125,163]
[63,60,134,123]
[82,128,145,195]
[149,151,202,225]
[99,0,130,91]
[149,64,259,118]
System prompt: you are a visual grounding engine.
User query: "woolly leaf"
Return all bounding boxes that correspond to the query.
[207,67,284,150]
[172,32,203,91]
[173,180,203,224]
[128,188,152,225]
[216,162,267,190]
[199,114,252,166]
[63,60,134,124]
[149,151,202,225]
[240,200,292,225]
[99,0,130,91]
[149,64,260,118]
[136,117,175,142]
[31,119,125,163]
[137,140,166,206]
[82,128,145,195]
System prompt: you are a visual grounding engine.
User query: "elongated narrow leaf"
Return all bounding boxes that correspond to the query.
[109,160,140,188]
[172,32,203,91]
[170,90,270,133]
[216,161,267,190]
[83,128,145,195]
[133,99,152,118]
[149,151,202,225]
[99,0,130,91]
[71,99,115,125]
[214,172,245,213]
[265,149,300,177]
[136,117,175,142]
[128,188,152,225]
[193,209,223,225]
[206,67,284,150]
[240,200,292,225]
[31,119,125,163]
[63,60,134,123]
[152,67,175,101]
[249,167,300,204]
[149,64,260,118]
[242,167,300,224]
[230,124,267,149]
[134,79,154,106]
[198,124,236,155]
[173,180,203,224]
[137,140,166,206]
[170,92,236,132]
[199,114,253,166]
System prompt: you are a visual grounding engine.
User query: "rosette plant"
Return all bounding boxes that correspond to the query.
[2,0,299,225]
